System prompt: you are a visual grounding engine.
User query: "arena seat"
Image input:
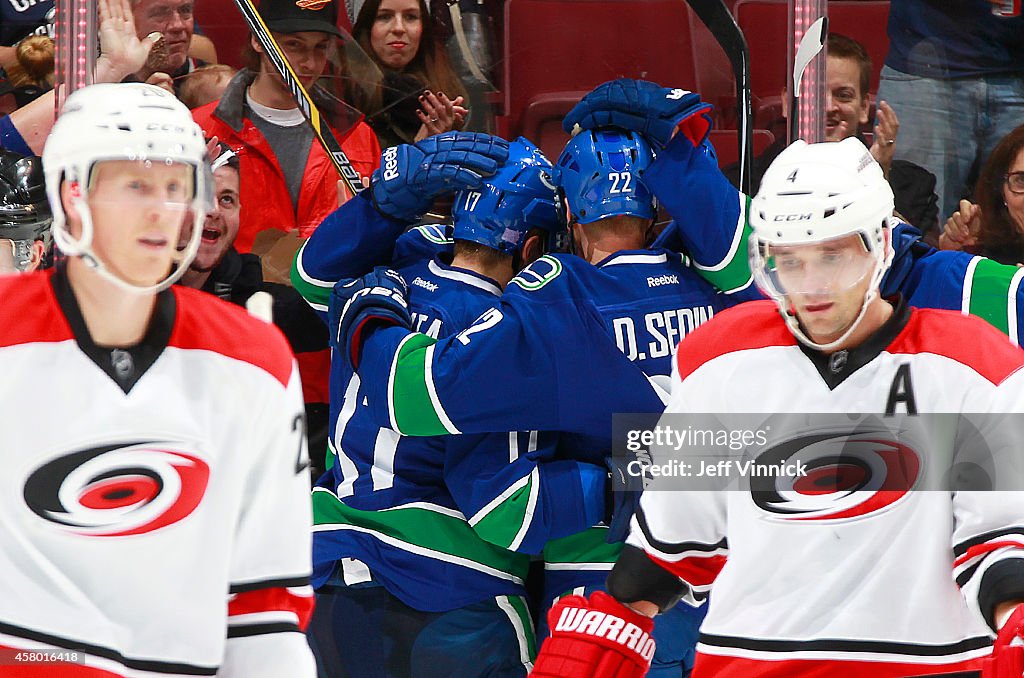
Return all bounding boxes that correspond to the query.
[708,128,775,170]
[498,0,700,143]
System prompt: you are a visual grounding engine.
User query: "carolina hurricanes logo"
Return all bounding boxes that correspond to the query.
[751,431,920,521]
[23,442,210,537]
[295,0,332,9]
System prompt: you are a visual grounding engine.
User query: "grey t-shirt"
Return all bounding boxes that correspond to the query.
[246,101,314,210]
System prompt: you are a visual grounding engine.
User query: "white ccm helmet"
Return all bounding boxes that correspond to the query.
[42,83,213,294]
[748,137,895,350]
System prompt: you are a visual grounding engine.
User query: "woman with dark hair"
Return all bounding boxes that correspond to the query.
[941,124,1024,264]
[347,0,469,148]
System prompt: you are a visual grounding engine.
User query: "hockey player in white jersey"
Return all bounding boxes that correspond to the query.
[0,83,316,677]
[530,138,1024,678]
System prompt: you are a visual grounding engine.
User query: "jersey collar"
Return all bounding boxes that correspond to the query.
[798,295,911,390]
[52,262,176,395]
[596,249,684,268]
[428,257,501,296]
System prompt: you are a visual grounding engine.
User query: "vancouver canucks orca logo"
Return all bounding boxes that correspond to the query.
[24,442,210,537]
[750,431,920,521]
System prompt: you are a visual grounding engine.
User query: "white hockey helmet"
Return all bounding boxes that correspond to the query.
[748,137,895,350]
[42,83,213,294]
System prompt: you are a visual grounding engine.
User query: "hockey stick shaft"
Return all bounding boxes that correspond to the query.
[233,0,364,195]
[685,0,753,197]
[788,15,828,144]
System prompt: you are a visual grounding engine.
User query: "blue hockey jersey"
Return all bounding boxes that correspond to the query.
[296,195,610,611]
[649,133,1024,342]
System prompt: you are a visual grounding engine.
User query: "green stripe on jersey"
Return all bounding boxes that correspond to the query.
[543,527,623,565]
[504,595,538,659]
[967,257,1015,335]
[692,195,755,294]
[312,490,530,580]
[390,333,451,436]
[471,473,534,550]
[291,243,332,310]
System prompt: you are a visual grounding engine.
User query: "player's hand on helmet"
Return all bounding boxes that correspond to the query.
[329,267,412,371]
[371,132,510,221]
[982,604,1024,678]
[531,591,656,678]
[563,78,713,150]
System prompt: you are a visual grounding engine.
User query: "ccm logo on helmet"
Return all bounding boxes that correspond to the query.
[144,123,187,133]
[382,146,399,181]
[554,605,656,662]
[773,213,813,222]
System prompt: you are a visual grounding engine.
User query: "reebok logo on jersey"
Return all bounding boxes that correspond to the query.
[382,146,399,181]
[23,442,210,537]
[553,606,656,662]
[412,277,438,292]
[647,274,678,288]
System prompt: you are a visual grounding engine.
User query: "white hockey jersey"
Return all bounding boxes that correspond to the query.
[628,298,1024,677]
[0,268,315,677]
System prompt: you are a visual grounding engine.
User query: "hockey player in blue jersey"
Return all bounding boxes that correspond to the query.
[297,134,616,677]
[328,119,729,675]
[561,78,1024,344]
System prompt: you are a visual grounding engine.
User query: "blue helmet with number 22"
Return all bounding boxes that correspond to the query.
[452,137,564,254]
[557,127,656,224]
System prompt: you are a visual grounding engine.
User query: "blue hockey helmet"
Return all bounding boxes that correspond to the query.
[557,127,656,224]
[452,137,564,255]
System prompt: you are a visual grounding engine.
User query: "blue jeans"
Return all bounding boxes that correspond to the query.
[877,65,1024,225]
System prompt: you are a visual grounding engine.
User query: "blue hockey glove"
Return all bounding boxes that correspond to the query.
[371,132,511,221]
[605,455,646,543]
[329,267,412,370]
[563,78,714,149]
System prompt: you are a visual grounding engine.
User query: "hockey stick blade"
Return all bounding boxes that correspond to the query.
[233,0,364,195]
[792,16,828,99]
[686,0,754,197]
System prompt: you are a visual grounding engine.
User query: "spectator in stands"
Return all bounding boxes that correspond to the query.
[1,0,163,157]
[347,0,468,148]
[130,0,206,96]
[877,0,1024,225]
[0,0,53,73]
[5,36,54,109]
[180,63,236,109]
[939,124,1024,265]
[176,140,332,476]
[725,33,939,238]
[192,0,381,255]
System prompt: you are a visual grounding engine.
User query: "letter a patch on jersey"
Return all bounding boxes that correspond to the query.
[885,363,918,415]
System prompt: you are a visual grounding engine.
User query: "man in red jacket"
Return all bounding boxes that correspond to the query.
[192,0,380,254]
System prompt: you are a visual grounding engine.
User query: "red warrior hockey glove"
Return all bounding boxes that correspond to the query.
[531,591,655,678]
[984,605,1024,678]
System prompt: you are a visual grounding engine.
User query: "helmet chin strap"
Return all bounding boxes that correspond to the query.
[782,259,887,353]
[59,195,203,295]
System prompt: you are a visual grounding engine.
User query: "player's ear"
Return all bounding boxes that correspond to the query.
[250,33,264,55]
[521,232,543,266]
[28,241,45,271]
[60,180,83,236]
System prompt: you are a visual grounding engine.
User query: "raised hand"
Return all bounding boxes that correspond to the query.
[563,78,713,149]
[371,132,510,221]
[96,0,162,83]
